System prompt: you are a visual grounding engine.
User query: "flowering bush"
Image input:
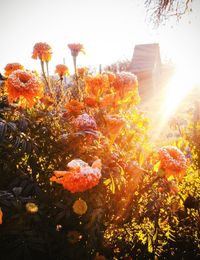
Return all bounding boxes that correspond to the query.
[0,42,199,260]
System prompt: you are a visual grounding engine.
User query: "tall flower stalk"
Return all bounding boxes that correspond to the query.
[40,60,49,91]
[68,43,85,97]
[32,42,52,94]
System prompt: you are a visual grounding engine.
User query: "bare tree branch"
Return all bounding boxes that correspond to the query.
[145,0,193,26]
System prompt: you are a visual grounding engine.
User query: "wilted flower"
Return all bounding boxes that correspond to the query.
[5,69,43,107]
[105,114,126,135]
[55,64,69,78]
[85,74,109,97]
[158,146,188,179]
[0,208,3,224]
[4,63,24,77]
[74,113,97,131]
[50,158,102,193]
[72,198,88,215]
[65,100,84,115]
[25,202,39,214]
[32,42,52,62]
[68,43,85,57]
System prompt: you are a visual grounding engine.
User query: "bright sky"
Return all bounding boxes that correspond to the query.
[0,0,200,75]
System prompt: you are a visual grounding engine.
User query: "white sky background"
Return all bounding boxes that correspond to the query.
[0,0,200,75]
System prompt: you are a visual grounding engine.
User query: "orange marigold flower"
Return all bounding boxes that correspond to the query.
[5,69,43,107]
[99,93,118,109]
[105,114,126,135]
[77,67,88,78]
[65,100,84,115]
[0,208,3,224]
[50,158,102,193]
[4,63,24,77]
[112,71,138,97]
[158,146,188,179]
[72,198,88,215]
[32,42,52,62]
[68,43,85,57]
[103,71,116,84]
[74,113,97,130]
[85,74,109,97]
[55,64,69,78]
[84,96,98,108]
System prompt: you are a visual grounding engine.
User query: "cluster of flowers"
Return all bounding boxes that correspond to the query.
[50,159,102,193]
[84,71,139,109]
[3,42,87,107]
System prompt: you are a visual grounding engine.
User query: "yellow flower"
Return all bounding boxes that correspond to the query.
[25,202,39,214]
[72,198,87,215]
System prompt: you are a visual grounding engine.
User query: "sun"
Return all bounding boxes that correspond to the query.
[148,59,199,142]
[163,60,199,118]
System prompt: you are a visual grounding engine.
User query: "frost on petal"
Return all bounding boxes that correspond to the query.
[158,146,188,180]
[67,159,88,171]
[74,113,97,131]
[92,159,102,169]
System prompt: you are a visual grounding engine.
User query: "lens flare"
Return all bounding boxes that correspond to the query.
[163,65,199,118]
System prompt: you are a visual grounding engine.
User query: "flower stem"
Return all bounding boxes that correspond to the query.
[60,78,65,103]
[40,60,50,93]
[73,56,77,75]
[73,55,79,98]
[46,61,52,94]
